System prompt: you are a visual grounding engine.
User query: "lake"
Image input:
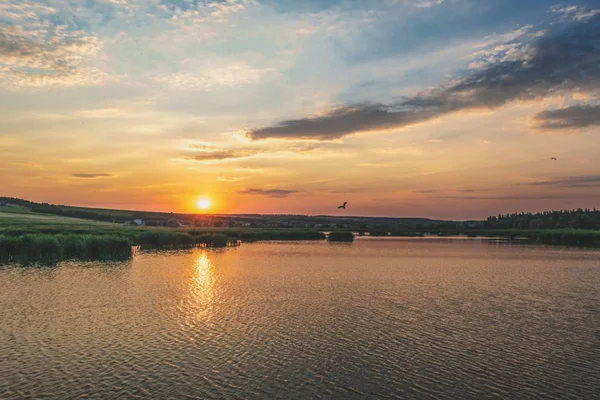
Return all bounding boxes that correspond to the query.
[2,238,600,399]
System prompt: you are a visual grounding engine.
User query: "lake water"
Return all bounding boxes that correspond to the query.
[1,238,600,399]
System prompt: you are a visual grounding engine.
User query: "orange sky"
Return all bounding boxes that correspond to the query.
[2,1,599,219]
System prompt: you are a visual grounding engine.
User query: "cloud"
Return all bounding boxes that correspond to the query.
[527,175,600,188]
[444,195,568,200]
[238,188,298,198]
[551,5,600,21]
[217,176,245,182]
[183,142,324,161]
[533,104,600,130]
[0,2,106,88]
[151,62,273,90]
[186,149,257,161]
[247,13,600,140]
[71,173,113,178]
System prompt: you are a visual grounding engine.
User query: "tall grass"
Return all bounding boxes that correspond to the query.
[0,234,61,264]
[0,234,132,264]
[137,231,196,249]
[328,231,354,242]
[59,235,132,260]
[194,233,230,248]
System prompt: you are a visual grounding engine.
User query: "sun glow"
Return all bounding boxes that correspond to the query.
[197,198,212,210]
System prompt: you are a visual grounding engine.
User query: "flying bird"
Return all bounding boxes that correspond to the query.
[551,157,557,160]
[338,201,347,209]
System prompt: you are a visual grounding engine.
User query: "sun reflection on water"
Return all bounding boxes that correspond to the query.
[180,251,216,328]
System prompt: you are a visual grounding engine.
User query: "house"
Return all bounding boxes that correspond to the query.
[133,219,146,226]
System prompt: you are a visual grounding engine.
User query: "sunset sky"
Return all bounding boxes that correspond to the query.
[1,0,600,219]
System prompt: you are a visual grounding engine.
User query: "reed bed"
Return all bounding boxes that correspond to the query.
[137,231,196,249]
[328,231,355,242]
[0,234,132,264]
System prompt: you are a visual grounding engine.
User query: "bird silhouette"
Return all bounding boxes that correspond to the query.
[338,201,347,209]
[551,157,557,160]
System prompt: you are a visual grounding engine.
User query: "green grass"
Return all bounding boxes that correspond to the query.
[0,208,115,227]
[0,205,37,214]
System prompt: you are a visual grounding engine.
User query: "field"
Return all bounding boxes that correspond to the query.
[0,206,116,227]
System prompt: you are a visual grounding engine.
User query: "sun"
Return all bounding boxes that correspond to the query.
[196,198,212,211]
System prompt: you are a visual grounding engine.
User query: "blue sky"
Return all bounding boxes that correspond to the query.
[1,0,600,218]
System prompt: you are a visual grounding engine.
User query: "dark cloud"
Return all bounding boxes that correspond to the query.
[238,188,299,198]
[457,189,475,193]
[534,105,600,129]
[248,13,600,140]
[71,173,113,179]
[528,175,600,188]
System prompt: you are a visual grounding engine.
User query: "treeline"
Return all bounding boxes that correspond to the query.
[484,209,600,230]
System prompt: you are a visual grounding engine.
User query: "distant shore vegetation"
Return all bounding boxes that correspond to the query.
[328,231,354,242]
[2,197,600,265]
[0,225,328,265]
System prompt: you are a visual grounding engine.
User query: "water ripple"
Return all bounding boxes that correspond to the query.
[1,240,600,399]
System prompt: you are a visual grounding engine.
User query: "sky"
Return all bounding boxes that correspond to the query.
[1,0,600,219]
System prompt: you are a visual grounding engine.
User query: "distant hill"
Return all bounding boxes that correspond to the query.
[0,197,462,230]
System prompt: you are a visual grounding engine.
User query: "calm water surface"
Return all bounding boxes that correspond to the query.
[1,238,600,399]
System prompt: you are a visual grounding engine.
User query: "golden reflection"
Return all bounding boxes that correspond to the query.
[180,251,216,327]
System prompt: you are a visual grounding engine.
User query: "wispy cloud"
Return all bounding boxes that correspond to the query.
[182,142,327,162]
[533,105,600,130]
[444,195,569,200]
[550,5,600,21]
[247,13,600,140]
[238,188,299,198]
[151,62,273,90]
[71,173,113,179]
[217,176,245,182]
[186,148,257,161]
[527,175,600,188]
